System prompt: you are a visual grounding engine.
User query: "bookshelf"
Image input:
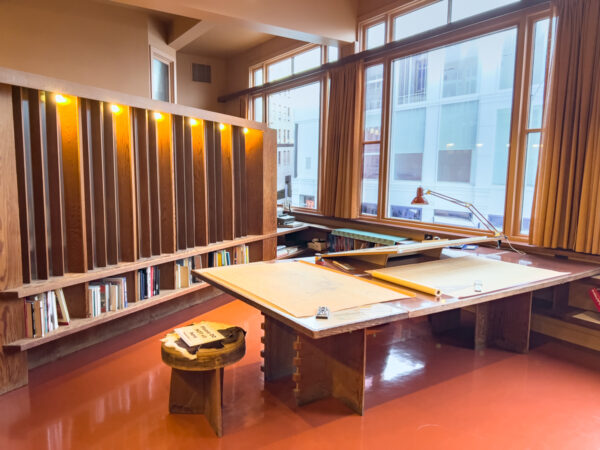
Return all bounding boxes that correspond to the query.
[0,67,276,394]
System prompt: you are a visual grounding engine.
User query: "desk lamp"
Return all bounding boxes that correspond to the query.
[411,186,502,237]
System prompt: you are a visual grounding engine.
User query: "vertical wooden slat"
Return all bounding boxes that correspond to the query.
[124,270,139,304]
[157,261,176,290]
[192,120,208,246]
[11,87,32,283]
[57,94,87,273]
[220,125,234,241]
[214,124,223,242]
[134,108,152,258]
[89,100,107,267]
[79,99,95,271]
[27,89,50,279]
[45,92,65,275]
[114,106,137,262]
[184,120,195,248]
[157,113,176,254]
[233,126,248,238]
[148,115,162,255]
[103,103,118,265]
[0,84,23,289]
[173,115,186,250]
[63,283,89,319]
[205,121,217,244]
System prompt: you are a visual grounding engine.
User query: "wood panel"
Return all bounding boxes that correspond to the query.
[220,125,235,241]
[124,270,139,305]
[102,102,118,265]
[11,87,32,283]
[156,114,176,254]
[147,115,162,255]
[63,283,89,319]
[114,106,138,262]
[133,108,152,258]
[261,315,296,381]
[172,115,186,250]
[89,100,107,267]
[158,261,176,290]
[46,93,65,275]
[205,121,218,243]
[232,126,248,238]
[183,120,195,248]
[57,95,88,273]
[192,120,208,246]
[0,298,28,394]
[79,99,95,271]
[214,124,223,242]
[0,84,23,290]
[26,89,50,279]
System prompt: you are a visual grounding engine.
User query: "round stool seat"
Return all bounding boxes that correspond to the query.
[161,321,246,371]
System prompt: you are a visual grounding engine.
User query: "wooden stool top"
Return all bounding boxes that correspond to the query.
[161,321,246,371]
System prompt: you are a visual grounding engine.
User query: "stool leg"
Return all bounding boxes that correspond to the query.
[168,368,223,437]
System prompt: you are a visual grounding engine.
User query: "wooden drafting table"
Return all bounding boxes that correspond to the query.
[193,247,600,415]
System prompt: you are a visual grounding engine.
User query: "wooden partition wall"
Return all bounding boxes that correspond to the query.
[0,67,276,394]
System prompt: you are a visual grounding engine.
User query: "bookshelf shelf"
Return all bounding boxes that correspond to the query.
[1,233,279,300]
[4,283,211,351]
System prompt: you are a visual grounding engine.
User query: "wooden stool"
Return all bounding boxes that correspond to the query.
[161,321,246,437]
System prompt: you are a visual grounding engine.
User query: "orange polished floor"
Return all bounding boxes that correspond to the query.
[2,294,600,449]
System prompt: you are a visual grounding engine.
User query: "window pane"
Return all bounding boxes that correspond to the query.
[364,64,384,141]
[361,143,380,215]
[366,22,386,49]
[387,28,517,231]
[253,68,263,87]
[328,46,339,62]
[151,58,170,102]
[293,47,321,73]
[253,96,263,122]
[268,82,321,209]
[451,0,519,22]
[520,132,540,234]
[528,18,550,129]
[393,0,448,41]
[268,58,292,82]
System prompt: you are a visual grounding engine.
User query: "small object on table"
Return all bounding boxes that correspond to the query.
[331,260,353,271]
[316,306,330,319]
[161,321,246,437]
[473,280,483,293]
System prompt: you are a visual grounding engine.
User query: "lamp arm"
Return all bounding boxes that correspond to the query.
[426,189,502,237]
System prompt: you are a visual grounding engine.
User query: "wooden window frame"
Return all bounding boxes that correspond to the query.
[356,3,553,241]
[149,46,176,103]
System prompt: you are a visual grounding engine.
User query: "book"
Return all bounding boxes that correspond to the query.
[174,322,225,347]
[55,289,70,325]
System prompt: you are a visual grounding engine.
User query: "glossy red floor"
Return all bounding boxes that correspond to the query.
[2,295,600,449]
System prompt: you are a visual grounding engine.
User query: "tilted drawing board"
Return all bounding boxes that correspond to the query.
[195,260,409,318]
[367,255,568,298]
[319,236,499,265]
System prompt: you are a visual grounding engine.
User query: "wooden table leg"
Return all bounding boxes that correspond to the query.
[261,314,296,381]
[293,329,366,415]
[475,292,532,353]
[168,368,223,437]
[430,309,462,334]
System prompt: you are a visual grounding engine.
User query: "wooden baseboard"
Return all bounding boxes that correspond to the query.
[531,312,600,352]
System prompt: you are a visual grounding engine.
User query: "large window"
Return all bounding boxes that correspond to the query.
[385,29,517,229]
[268,82,322,209]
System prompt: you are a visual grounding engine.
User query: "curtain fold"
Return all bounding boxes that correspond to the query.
[321,61,363,218]
[530,0,600,254]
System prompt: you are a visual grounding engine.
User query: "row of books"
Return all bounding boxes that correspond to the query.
[175,257,200,289]
[88,277,128,318]
[328,235,382,252]
[209,245,250,267]
[138,266,160,300]
[24,290,70,338]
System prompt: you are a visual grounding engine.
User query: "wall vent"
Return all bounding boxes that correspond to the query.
[192,63,211,83]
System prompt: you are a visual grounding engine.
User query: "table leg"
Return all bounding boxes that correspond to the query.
[430,309,462,333]
[168,368,223,437]
[261,314,296,381]
[293,330,366,415]
[475,292,532,353]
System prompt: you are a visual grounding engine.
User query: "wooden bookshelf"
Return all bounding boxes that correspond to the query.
[0,67,276,394]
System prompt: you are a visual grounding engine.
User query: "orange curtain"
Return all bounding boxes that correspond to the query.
[321,61,363,218]
[530,0,600,254]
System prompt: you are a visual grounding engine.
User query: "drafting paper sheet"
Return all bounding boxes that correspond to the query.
[368,255,568,298]
[198,261,408,317]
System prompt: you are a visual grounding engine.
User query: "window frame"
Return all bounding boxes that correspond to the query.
[357,3,553,241]
[149,46,176,103]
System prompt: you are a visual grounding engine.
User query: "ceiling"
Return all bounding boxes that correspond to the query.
[179,25,274,58]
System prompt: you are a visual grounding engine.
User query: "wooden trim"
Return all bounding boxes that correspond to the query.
[133,108,152,258]
[89,100,108,267]
[157,113,176,254]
